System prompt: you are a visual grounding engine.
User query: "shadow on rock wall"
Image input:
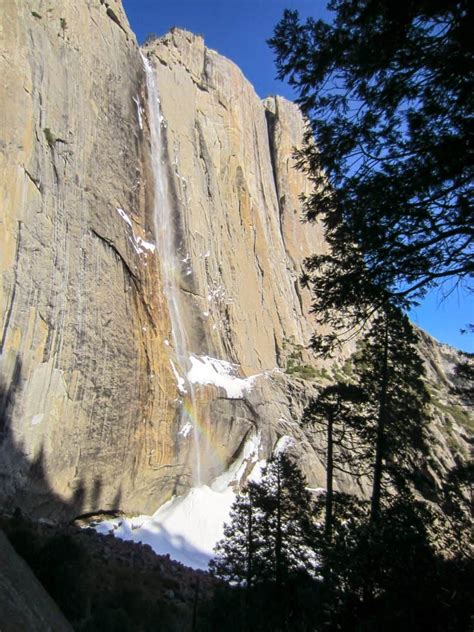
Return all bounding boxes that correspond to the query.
[0,354,121,523]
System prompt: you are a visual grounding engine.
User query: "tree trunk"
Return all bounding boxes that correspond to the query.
[275,463,284,629]
[244,504,253,632]
[246,503,253,590]
[275,464,282,589]
[370,319,389,522]
[325,409,334,541]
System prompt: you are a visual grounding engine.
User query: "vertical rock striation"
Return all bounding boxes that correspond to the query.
[0,0,181,518]
[143,30,324,373]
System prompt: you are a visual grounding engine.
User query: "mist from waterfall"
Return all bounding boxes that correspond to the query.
[142,53,202,486]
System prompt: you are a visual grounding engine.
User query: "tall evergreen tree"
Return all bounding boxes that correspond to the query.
[209,454,317,630]
[210,455,316,587]
[352,305,431,520]
[254,454,316,584]
[269,1,473,317]
[209,483,259,589]
[303,382,366,540]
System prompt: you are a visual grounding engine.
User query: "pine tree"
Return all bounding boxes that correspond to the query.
[352,305,431,521]
[209,484,259,588]
[253,454,317,585]
[269,1,473,309]
[303,382,366,541]
[209,454,317,630]
[210,455,316,586]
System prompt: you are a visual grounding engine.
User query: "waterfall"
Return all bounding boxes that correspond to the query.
[142,53,202,486]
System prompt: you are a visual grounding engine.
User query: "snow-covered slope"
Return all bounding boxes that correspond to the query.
[95,485,235,569]
[95,433,265,569]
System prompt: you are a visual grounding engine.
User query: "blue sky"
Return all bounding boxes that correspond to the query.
[123,0,472,352]
[123,0,329,99]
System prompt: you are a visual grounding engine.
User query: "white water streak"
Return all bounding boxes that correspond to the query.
[142,54,202,485]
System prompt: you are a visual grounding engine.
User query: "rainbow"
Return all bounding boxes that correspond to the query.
[181,390,230,476]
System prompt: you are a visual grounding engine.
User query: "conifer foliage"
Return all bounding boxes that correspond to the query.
[353,305,431,519]
[210,454,316,588]
[209,454,318,630]
[303,382,366,540]
[269,1,473,312]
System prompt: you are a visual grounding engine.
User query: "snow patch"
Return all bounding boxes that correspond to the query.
[170,359,187,394]
[187,354,257,399]
[132,95,144,130]
[116,207,132,228]
[274,435,296,455]
[31,413,44,426]
[93,432,262,570]
[129,235,157,256]
[178,422,193,438]
[207,285,231,303]
[306,487,326,495]
[116,207,156,256]
[135,236,156,253]
[248,459,266,483]
[211,430,260,492]
[95,485,236,570]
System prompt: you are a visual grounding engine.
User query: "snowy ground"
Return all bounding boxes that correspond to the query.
[93,354,290,569]
[95,484,236,569]
[94,434,265,570]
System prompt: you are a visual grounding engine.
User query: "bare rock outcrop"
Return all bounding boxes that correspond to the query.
[141,29,333,489]
[0,8,332,520]
[143,30,324,372]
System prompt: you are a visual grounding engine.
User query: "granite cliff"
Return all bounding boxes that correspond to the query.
[0,1,327,519]
[0,1,471,525]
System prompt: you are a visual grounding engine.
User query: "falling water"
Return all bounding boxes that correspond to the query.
[142,53,202,485]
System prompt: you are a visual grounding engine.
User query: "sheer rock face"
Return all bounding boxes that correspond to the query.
[0,0,180,518]
[143,29,326,373]
[0,4,327,519]
[0,6,470,522]
[139,29,331,488]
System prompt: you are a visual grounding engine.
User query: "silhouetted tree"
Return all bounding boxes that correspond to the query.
[209,454,317,630]
[300,307,441,626]
[269,1,473,332]
[209,484,258,589]
[352,305,431,520]
[437,460,474,557]
[211,455,316,587]
[303,382,366,540]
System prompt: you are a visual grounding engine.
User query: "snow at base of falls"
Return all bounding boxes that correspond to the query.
[92,429,301,570]
[95,485,236,570]
[274,435,296,454]
[94,433,263,570]
[187,354,257,398]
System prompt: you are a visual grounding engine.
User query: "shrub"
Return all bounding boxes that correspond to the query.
[43,127,56,147]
